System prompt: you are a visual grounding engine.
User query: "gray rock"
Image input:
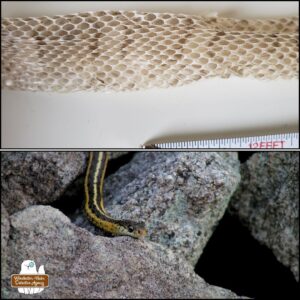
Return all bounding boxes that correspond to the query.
[2,151,240,268]
[109,151,129,160]
[230,152,299,281]
[1,203,10,277]
[1,152,128,216]
[75,152,240,266]
[1,203,9,251]
[1,205,243,299]
[1,152,87,215]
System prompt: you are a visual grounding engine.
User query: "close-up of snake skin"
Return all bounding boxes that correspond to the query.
[1,10,299,92]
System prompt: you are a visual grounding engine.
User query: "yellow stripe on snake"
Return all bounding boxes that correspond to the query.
[84,152,146,238]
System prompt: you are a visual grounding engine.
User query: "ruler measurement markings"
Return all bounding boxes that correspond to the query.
[145,133,299,149]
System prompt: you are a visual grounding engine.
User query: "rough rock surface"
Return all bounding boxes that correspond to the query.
[1,203,10,277]
[74,152,240,266]
[1,152,87,215]
[1,205,242,299]
[1,152,129,216]
[230,152,299,281]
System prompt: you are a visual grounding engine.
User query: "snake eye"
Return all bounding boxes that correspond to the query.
[128,226,134,233]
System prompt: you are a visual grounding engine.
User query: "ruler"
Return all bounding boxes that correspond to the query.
[143,132,299,149]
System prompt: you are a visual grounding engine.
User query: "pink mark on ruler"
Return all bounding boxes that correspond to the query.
[249,140,285,148]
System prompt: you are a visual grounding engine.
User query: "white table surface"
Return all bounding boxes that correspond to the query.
[1,1,298,148]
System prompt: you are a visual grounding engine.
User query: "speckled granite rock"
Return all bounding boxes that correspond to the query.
[230,152,299,281]
[2,151,240,270]
[1,152,128,216]
[1,203,10,277]
[74,152,240,266]
[1,152,87,215]
[1,206,243,299]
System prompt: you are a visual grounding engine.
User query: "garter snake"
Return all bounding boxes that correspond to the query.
[84,152,147,238]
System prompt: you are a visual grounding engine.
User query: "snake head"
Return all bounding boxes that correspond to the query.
[117,220,147,239]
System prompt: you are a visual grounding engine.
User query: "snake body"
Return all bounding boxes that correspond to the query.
[84,151,146,238]
[1,10,298,92]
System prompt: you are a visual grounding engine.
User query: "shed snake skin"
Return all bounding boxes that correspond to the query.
[1,10,298,92]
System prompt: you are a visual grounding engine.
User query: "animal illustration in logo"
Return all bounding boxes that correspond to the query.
[18,260,45,294]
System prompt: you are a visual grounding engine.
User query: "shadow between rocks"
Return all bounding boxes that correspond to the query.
[195,212,299,298]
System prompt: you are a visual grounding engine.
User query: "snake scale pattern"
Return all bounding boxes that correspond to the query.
[1,10,299,92]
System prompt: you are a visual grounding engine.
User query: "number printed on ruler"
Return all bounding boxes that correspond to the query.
[153,133,299,149]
